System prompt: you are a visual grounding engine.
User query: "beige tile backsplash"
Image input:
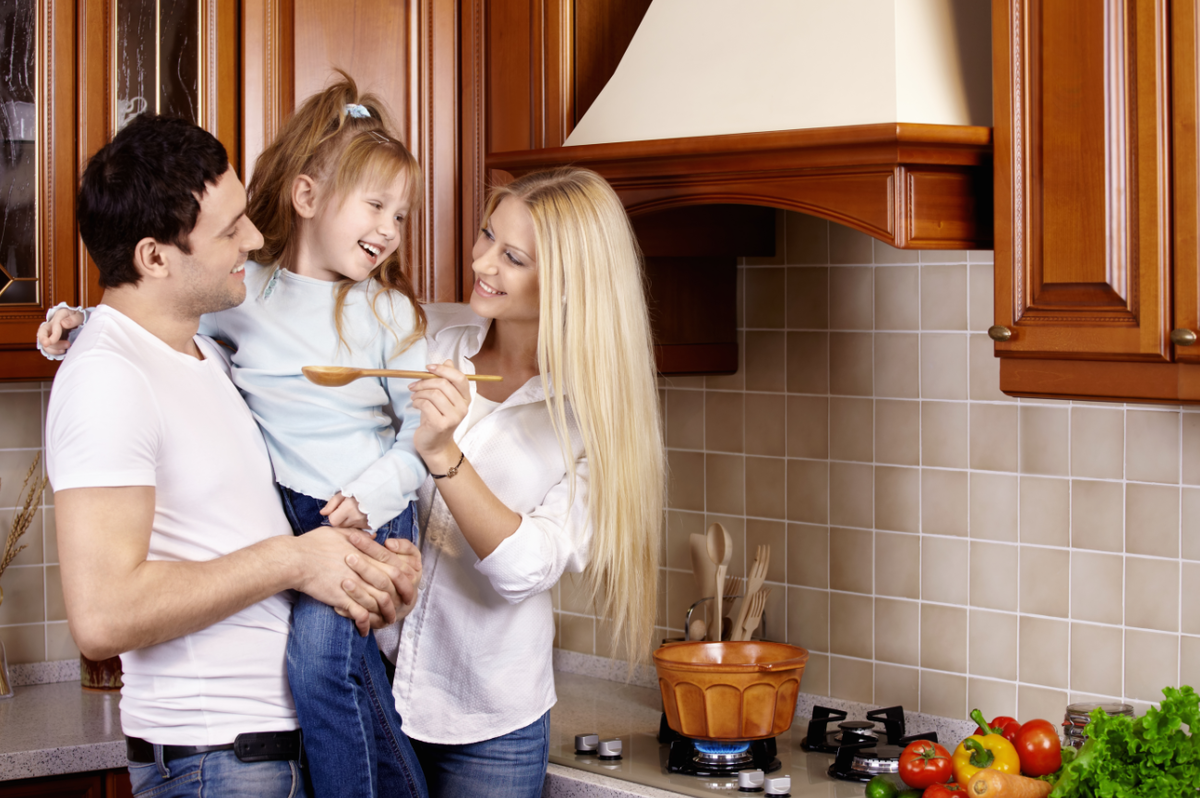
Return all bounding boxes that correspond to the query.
[3,211,1198,724]
[642,210,1199,723]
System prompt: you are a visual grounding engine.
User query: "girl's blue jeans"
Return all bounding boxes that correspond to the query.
[409,711,550,798]
[277,485,426,798]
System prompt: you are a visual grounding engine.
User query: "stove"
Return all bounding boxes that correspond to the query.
[800,704,940,783]
[552,712,939,797]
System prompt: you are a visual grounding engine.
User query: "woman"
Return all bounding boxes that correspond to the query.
[392,167,664,798]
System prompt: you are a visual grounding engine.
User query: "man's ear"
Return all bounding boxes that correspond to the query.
[131,237,171,280]
[292,174,319,219]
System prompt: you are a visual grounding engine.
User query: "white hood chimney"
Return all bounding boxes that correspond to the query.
[566,0,992,147]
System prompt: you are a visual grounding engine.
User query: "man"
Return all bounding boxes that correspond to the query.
[44,115,420,797]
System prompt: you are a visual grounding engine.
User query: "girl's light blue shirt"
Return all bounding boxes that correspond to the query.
[198,262,428,530]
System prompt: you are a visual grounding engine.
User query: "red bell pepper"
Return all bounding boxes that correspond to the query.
[972,714,1021,745]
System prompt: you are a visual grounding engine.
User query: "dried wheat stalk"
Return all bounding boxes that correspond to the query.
[0,453,49,584]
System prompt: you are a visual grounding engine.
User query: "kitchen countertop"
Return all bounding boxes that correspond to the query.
[2,670,961,797]
[0,681,126,780]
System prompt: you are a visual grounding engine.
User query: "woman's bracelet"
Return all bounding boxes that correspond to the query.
[431,451,465,479]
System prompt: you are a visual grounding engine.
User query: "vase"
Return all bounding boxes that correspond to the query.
[0,639,13,699]
[80,653,123,692]
[0,585,12,699]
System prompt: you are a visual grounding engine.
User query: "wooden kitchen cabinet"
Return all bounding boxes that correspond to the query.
[0,769,131,798]
[992,0,1200,401]
[0,0,238,382]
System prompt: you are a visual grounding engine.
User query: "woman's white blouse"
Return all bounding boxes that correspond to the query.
[389,303,591,745]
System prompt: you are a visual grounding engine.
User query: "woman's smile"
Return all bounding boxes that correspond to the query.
[474,278,506,297]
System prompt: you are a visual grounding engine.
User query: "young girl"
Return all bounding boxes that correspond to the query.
[41,76,429,798]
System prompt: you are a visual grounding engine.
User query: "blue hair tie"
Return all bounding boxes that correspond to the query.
[345,103,371,119]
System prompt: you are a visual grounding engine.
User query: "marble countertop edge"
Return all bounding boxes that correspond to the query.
[0,740,126,782]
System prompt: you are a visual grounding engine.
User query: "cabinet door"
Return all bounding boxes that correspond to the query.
[0,0,78,380]
[994,0,1172,362]
[1173,0,1200,363]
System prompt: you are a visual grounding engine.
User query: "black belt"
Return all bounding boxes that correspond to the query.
[126,730,303,764]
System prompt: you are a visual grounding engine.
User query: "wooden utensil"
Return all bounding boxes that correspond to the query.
[710,564,727,640]
[302,365,503,386]
[732,545,770,641]
[740,588,771,641]
[722,575,745,640]
[689,533,718,607]
[705,523,731,640]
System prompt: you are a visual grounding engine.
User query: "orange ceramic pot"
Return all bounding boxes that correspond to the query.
[652,641,808,741]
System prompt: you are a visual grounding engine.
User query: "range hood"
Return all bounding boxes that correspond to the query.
[487,0,994,250]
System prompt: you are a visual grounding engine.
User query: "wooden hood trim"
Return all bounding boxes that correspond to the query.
[487,122,994,250]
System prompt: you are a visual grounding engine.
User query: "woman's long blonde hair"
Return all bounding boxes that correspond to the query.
[246,70,425,352]
[485,168,664,666]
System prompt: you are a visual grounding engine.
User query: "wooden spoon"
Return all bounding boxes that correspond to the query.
[705,523,731,640]
[303,365,502,387]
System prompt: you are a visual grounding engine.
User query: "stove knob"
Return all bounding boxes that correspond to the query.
[764,774,792,796]
[738,769,765,792]
[573,733,599,755]
[597,738,622,760]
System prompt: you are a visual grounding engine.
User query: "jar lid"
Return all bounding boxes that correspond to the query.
[1064,702,1134,726]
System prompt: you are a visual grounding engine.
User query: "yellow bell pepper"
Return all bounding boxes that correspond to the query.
[953,709,1022,786]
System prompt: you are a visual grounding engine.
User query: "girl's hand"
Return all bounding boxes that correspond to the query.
[321,492,370,530]
[410,360,471,463]
[37,308,85,357]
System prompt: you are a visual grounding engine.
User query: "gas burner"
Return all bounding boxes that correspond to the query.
[800,705,907,754]
[828,730,939,783]
[658,713,781,777]
[692,740,754,768]
[666,738,781,777]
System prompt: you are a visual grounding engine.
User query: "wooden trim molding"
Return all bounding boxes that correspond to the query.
[241,0,293,181]
[1000,356,1200,404]
[486,123,994,249]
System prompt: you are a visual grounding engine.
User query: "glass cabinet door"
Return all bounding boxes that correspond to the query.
[0,0,40,307]
[114,0,202,131]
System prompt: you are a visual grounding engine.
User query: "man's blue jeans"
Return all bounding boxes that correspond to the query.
[409,711,550,798]
[128,749,308,798]
[278,486,426,798]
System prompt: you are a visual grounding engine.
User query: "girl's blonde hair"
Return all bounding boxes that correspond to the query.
[247,70,425,351]
[485,168,664,667]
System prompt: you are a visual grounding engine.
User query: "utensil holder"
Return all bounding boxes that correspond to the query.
[686,595,766,641]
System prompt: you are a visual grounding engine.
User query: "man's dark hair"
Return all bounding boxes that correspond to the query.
[77,115,229,289]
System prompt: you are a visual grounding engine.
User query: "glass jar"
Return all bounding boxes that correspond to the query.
[1062,701,1134,748]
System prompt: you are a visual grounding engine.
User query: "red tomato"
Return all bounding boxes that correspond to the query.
[1014,718,1063,776]
[898,740,954,789]
[923,783,964,798]
[972,715,1022,745]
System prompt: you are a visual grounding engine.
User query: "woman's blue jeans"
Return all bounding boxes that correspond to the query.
[409,711,550,798]
[277,486,426,798]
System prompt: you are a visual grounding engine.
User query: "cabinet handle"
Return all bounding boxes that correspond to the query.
[1171,328,1197,346]
[988,325,1013,342]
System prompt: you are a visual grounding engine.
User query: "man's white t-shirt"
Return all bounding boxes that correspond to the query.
[45,306,297,745]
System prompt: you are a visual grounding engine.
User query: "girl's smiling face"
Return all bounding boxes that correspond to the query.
[294,169,411,282]
[470,196,540,322]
